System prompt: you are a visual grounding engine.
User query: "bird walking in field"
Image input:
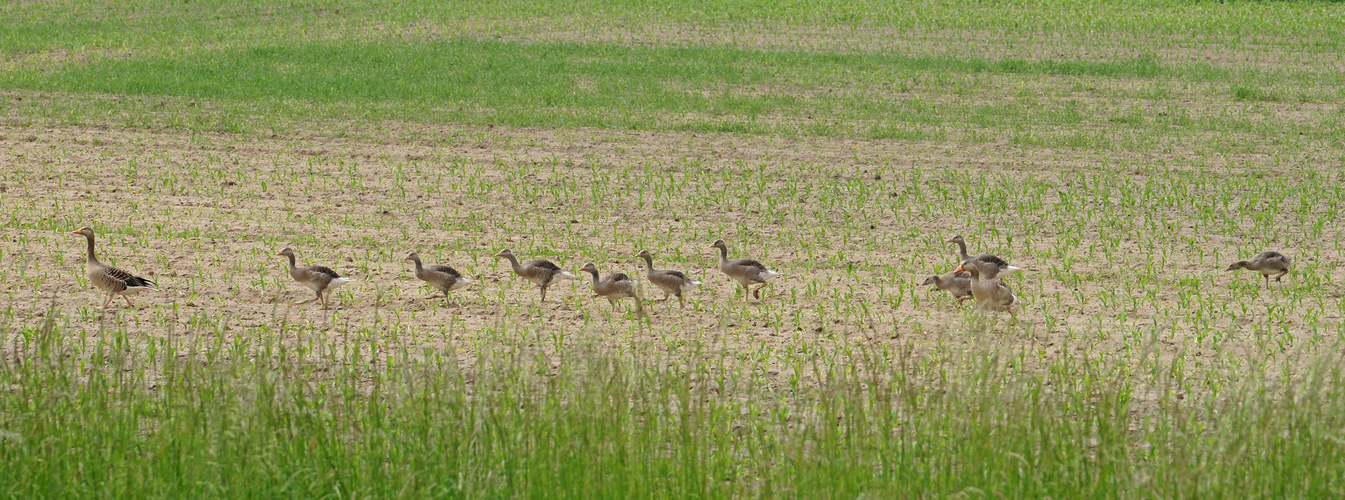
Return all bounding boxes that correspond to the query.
[637,249,700,308]
[1227,251,1292,288]
[948,235,1021,278]
[405,251,475,306]
[920,270,973,303]
[711,239,778,300]
[278,247,353,308]
[955,259,1017,318]
[579,262,643,315]
[495,248,575,302]
[73,226,156,309]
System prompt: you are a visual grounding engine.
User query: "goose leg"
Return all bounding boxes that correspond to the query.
[539,285,548,303]
[677,293,685,308]
[103,294,115,309]
[752,284,765,299]
[122,295,135,307]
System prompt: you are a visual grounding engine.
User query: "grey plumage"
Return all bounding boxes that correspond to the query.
[579,262,643,314]
[637,250,701,308]
[711,239,778,301]
[406,251,475,306]
[920,271,973,303]
[956,260,1017,315]
[73,226,156,309]
[496,248,575,302]
[278,247,353,308]
[948,235,1022,278]
[1227,251,1292,288]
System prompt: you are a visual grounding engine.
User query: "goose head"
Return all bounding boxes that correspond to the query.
[404,251,421,263]
[277,247,296,258]
[954,260,983,278]
[72,226,95,238]
[711,240,728,251]
[494,249,515,260]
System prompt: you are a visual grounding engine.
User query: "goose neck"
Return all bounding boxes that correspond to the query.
[84,234,98,264]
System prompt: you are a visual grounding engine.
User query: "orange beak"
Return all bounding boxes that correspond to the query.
[71,230,80,235]
[953,266,964,273]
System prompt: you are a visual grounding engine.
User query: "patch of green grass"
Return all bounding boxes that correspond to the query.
[1233,84,1279,102]
[4,319,1345,497]
[1,39,1307,149]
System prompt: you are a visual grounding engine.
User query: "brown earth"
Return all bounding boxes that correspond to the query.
[0,121,1342,414]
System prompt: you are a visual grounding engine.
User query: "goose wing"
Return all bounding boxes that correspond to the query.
[526,259,561,272]
[732,258,768,271]
[1257,251,1292,266]
[428,264,462,277]
[975,254,1010,267]
[100,266,154,288]
[307,265,343,279]
[660,269,689,281]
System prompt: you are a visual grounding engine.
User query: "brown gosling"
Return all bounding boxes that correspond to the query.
[495,248,575,302]
[711,239,778,301]
[1227,251,1292,288]
[278,247,353,309]
[73,226,156,309]
[405,251,475,306]
[637,249,701,308]
[920,270,973,303]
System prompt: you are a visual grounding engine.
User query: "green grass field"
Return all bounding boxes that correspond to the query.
[3,0,1345,497]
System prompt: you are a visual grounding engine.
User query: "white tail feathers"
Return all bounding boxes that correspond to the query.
[329,277,354,289]
[559,271,577,279]
[762,270,780,281]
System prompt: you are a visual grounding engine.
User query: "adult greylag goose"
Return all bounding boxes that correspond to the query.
[711,239,778,300]
[405,251,475,305]
[919,270,972,303]
[278,247,353,308]
[948,235,1021,278]
[954,260,1017,316]
[1227,251,1292,288]
[495,248,575,302]
[579,262,643,314]
[72,226,156,309]
[637,249,701,307]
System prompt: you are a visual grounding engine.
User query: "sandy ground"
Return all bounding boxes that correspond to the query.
[1,121,1342,412]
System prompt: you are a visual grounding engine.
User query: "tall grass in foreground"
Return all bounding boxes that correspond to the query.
[1,313,1343,498]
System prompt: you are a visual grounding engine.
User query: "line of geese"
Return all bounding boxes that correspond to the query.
[72,227,777,313]
[71,227,1294,315]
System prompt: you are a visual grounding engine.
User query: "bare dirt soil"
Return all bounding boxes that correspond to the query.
[1,121,1341,413]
